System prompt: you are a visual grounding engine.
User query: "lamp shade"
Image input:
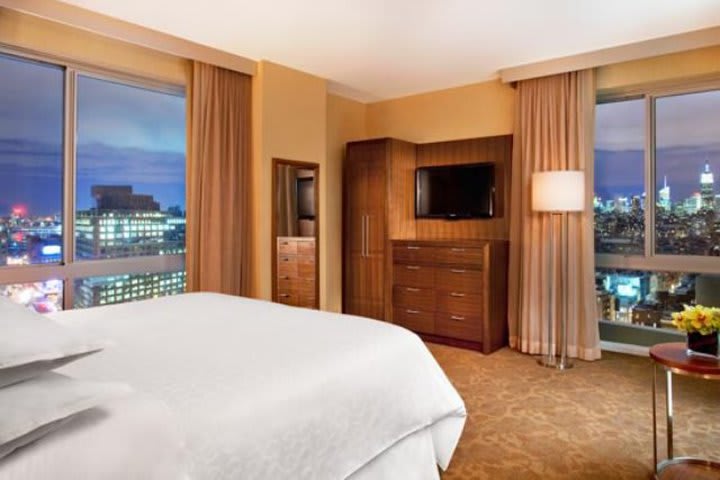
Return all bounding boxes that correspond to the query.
[531,170,585,212]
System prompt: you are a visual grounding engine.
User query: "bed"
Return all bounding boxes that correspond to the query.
[6,292,466,479]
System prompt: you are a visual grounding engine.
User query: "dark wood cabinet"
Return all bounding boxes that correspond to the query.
[343,138,416,321]
[391,239,508,354]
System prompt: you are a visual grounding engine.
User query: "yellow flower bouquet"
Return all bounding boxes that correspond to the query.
[671,305,720,335]
[672,305,720,358]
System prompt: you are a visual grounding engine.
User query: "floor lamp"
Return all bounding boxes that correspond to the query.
[531,170,585,370]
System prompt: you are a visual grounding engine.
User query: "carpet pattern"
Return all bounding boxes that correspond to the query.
[428,344,720,480]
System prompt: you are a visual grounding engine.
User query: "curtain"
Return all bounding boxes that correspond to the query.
[508,69,600,361]
[186,61,253,295]
[276,164,299,237]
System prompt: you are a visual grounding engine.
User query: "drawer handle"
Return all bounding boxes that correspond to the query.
[406,287,420,292]
[450,292,465,297]
[450,269,466,274]
[279,294,290,298]
[282,258,290,262]
[406,265,420,270]
[406,246,420,250]
[405,309,420,315]
[451,248,466,252]
[280,276,290,280]
[450,315,465,321]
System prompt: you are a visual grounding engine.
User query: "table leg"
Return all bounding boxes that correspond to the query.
[653,363,657,471]
[666,369,674,460]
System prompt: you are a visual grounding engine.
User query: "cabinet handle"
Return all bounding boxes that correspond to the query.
[406,287,420,292]
[450,315,465,321]
[451,248,466,252]
[450,292,465,297]
[406,245,420,250]
[450,269,466,274]
[365,215,370,257]
[280,276,290,280]
[360,216,366,258]
[405,309,420,315]
[405,265,420,270]
[279,294,290,298]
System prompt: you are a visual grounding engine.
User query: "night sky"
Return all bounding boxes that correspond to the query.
[0,53,185,217]
[595,91,720,203]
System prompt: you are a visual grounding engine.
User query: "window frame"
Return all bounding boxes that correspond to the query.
[0,45,186,310]
[595,77,720,275]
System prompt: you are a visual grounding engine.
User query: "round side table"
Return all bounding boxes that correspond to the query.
[650,342,720,480]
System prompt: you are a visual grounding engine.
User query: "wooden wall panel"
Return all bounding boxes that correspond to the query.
[387,139,417,240]
[414,135,512,241]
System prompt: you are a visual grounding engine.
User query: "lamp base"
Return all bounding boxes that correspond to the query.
[537,355,574,370]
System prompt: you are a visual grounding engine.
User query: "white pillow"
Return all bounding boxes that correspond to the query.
[0,372,132,460]
[0,297,106,388]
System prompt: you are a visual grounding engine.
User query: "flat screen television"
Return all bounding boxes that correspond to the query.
[415,162,495,219]
[296,177,315,219]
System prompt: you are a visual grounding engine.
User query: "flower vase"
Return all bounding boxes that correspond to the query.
[686,331,720,359]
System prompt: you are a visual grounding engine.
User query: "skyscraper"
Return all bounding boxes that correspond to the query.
[658,175,671,211]
[700,161,714,210]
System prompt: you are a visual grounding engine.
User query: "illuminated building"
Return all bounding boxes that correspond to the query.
[683,193,702,215]
[700,161,714,210]
[658,176,671,211]
[75,185,185,260]
[73,271,186,309]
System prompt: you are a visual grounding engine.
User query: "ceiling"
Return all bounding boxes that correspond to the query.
[58,0,720,102]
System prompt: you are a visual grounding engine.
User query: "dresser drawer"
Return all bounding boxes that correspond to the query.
[393,264,434,289]
[277,277,298,294]
[297,240,316,256]
[278,238,297,254]
[435,267,483,293]
[296,257,315,280]
[436,291,483,316]
[278,259,298,277]
[296,280,316,296]
[393,285,436,311]
[297,293,316,308]
[435,312,482,342]
[277,292,298,305]
[393,243,435,264]
[433,246,484,267]
[393,308,434,335]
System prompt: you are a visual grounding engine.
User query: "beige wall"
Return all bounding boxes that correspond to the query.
[597,45,720,93]
[366,79,516,143]
[251,61,330,305]
[0,8,188,85]
[325,94,367,311]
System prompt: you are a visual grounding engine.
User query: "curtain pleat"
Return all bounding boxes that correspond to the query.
[508,69,601,361]
[186,61,253,296]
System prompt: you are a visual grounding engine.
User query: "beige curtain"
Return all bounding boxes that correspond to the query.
[186,61,253,295]
[276,164,299,237]
[508,69,600,361]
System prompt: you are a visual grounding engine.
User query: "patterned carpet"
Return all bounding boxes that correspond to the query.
[427,344,720,480]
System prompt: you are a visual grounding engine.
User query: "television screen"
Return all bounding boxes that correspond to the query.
[297,177,315,219]
[415,163,495,219]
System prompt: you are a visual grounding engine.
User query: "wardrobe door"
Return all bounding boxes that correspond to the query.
[363,152,386,320]
[343,146,368,317]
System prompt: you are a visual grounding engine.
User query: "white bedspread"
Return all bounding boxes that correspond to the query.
[0,393,187,480]
[54,293,466,479]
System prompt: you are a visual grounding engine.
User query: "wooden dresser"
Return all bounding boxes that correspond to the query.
[276,236,317,309]
[391,239,508,353]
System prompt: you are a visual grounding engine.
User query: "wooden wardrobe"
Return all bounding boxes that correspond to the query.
[343,138,416,320]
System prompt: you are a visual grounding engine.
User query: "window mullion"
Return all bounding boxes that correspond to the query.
[644,94,656,262]
[62,68,78,310]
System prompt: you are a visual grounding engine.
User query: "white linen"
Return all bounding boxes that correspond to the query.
[54,293,466,479]
[0,393,188,480]
[0,372,131,460]
[0,297,105,388]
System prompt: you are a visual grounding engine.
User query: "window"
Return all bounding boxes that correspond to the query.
[594,84,720,339]
[0,54,64,267]
[0,50,186,311]
[75,76,186,261]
